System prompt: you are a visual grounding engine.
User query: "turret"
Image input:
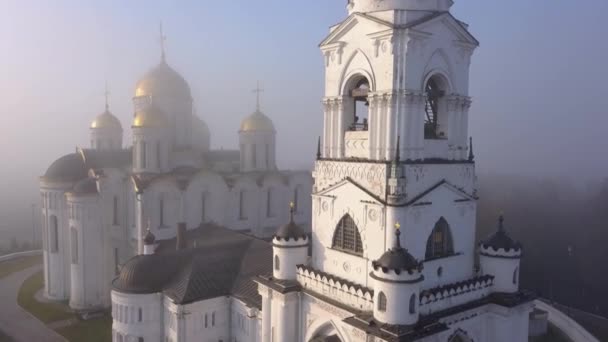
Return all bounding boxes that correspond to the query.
[90,100,123,151]
[131,104,171,174]
[371,224,424,325]
[239,84,277,172]
[143,223,156,255]
[272,203,308,281]
[479,215,522,293]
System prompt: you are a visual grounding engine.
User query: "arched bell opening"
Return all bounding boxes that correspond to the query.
[343,75,370,132]
[424,74,450,140]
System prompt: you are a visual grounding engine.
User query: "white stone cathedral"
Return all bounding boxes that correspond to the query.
[108,1,537,341]
[38,33,313,311]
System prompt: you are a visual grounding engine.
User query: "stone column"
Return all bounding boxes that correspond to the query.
[376,94,386,160]
[385,93,396,160]
[461,97,472,160]
[397,91,407,160]
[336,97,345,159]
[413,93,426,160]
[368,94,379,160]
[136,192,144,255]
[446,95,460,160]
[322,98,331,158]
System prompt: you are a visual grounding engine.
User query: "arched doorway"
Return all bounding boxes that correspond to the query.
[424,74,450,140]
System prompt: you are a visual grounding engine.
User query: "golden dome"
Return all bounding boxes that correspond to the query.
[91,110,122,130]
[240,111,275,132]
[132,105,169,128]
[134,61,191,100]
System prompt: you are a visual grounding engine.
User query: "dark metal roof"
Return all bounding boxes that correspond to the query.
[274,208,308,242]
[113,224,273,307]
[372,229,423,275]
[480,216,522,253]
[80,148,132,170]
[43,153,88,182]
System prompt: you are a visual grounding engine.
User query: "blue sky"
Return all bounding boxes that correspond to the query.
[0,0,607,205]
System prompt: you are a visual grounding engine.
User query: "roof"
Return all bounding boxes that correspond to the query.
[274,207,308,242]
[132,104,170,128]
[372,229,423,275]
[113,224,273,307]
[240,110,275,132]
[90,110,122,130]
[135,60,192,100]
[42,153,89,182]
[479,216,522,253]
[79,148,132,170]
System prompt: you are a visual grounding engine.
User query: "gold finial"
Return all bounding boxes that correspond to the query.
[159,22,167,62]
[288,201,295,222]
[289,201,295,209]
[104,81,110,111]
[395,222,401,230]
[253,81,264,111]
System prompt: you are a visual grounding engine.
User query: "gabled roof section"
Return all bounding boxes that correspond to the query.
[315,177,384,204]
[320,13,393,47]
[406,179,475,206]
[405,12,479,46]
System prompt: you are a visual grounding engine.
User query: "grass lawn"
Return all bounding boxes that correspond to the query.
[17,270,74,323]
[17,270,112,342]
[0,255,41,279]
[56,315,112,342]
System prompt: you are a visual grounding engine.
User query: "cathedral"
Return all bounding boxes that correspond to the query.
[47,0,537,341]
[38,30,313,310]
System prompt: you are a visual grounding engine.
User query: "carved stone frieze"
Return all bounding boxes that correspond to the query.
[315,161,388,199]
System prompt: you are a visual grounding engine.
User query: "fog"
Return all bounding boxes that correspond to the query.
[0,0,607,246]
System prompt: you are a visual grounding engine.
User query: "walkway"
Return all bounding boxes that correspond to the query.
[0,265,66,342]
[535,300,600,342]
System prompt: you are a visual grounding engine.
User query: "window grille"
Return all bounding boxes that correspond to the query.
[332,214,363,255]
[425,217,454,259]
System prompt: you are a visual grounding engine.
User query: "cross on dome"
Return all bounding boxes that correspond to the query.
[104,82,110,111]
[253,81,264,111]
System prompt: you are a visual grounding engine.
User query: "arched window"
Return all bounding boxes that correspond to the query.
[513,267,519,285]
[332,214,363,255]
[274,255,280,271]
[425,217,454,260]
[113,196,119,226]
[424,75,449,139]
[377,292,387,312]
[409,294,417,314]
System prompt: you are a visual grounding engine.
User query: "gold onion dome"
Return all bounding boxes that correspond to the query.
[133,104,169,128]
[91,110,122,130]
[134,60,192,100]
[240,110,275,132]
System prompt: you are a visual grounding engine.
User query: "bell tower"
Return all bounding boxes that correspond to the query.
[311,0,481,325]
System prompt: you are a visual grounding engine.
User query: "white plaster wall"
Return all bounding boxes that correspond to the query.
[91,127,122,151]
[231,299,260,342]
[39,184,71,301]
[239,131,276,172]
[348,0,453,14]
[132,127,171,174]
[273,239,308,280]
[111,291,162,342]
[67,193,107,310]
[179,297,230,342]
[480,254,520,293]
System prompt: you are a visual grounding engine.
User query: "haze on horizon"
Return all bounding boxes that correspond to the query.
[1,0,607,240]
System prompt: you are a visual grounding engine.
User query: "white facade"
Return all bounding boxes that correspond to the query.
[39,50,312,312]
[107,3,537,342]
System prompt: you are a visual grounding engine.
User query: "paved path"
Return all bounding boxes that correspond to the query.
[0,265,66,342]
